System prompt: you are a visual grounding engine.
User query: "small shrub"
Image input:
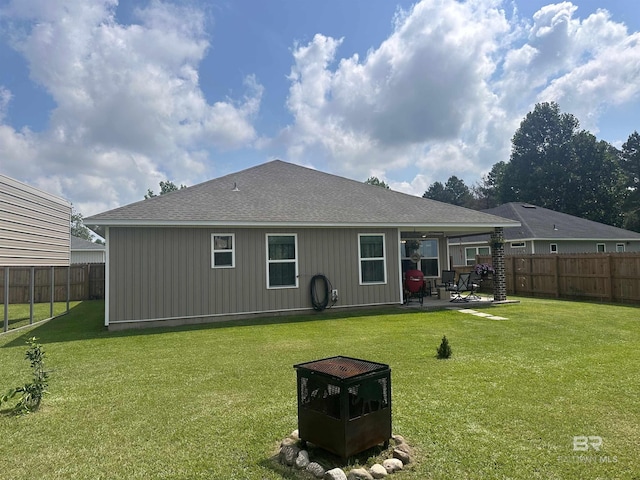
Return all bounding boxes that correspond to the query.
[436,335,452,359]
[0,337,50,414]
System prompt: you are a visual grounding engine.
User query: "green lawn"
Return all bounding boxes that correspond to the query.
[0,299,638,479]
[1,301,79,330]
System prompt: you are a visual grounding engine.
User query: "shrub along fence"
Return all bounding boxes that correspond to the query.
[476,253,640,304]
[0,264,105,304]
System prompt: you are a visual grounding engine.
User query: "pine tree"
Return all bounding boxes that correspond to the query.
[436,335,452,359]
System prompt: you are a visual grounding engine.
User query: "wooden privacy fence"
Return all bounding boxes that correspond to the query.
[477,253,640,304]
[0,264,105,304]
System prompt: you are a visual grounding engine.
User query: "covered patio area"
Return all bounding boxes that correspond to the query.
[399,226,510,305]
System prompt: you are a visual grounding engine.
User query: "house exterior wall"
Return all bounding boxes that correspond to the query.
[450,239,640,266]
[0,174,71,267]
[71,250,106,264]
[449,240,498,267]
[106,226,401,328]
[533,240,640,254]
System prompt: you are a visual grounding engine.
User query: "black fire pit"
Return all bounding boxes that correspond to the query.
[294,356,392,460]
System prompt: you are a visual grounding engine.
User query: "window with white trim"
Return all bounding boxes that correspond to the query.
[359,234,386,284]
[616,243,625,252]
[266,234,298,288]
[211,234,235,268]
[401,238,439,276]
[465,246,490,266]
[550,243,558,253]
[510,241,525,249]
[597,243,606,253]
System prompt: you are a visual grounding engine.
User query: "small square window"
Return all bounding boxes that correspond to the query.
[212,234,235,268]
[616,243,625,252]
[597,243,606,253]
[550,243,558,254]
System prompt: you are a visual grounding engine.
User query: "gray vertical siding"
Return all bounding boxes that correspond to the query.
[107,226,401,325]
[71,251,106,264]
[0,174,71,267]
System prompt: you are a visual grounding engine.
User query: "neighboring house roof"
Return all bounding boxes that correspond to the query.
[71,236,105,251]
[86,160,518,235]
[455,203,640,242]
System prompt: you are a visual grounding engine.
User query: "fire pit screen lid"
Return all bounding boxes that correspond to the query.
[294,355,389,380]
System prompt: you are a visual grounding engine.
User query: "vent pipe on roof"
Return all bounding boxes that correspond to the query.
[232,182,239,192]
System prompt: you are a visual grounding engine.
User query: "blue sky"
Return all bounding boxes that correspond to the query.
[0,0,639,216]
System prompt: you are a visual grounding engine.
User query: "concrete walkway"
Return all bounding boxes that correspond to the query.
[401,292,518,314]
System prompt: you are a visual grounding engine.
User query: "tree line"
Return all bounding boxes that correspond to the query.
[419,102,639,232]
[79,102,639,241]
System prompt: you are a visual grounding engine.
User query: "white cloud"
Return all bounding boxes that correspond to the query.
[1,0,639,210]
[0,0,262,213]
[0,87,12,122]
[277,0,640,196]
[278,0,513,190]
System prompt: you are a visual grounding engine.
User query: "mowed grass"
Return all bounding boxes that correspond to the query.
[0,299,638,479]
[1,301,80,330]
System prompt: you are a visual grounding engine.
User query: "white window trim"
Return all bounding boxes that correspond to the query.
[616,243,625,252]
[266,233,299,289]
[550,243,558,254]
[401,238,440,277]
[510,241,525,248]
[465,246,491,266]
[597,243,606,253]
[211,233,235,269]
[358,233,387,285]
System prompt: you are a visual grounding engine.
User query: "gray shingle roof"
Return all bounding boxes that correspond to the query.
[71,236,105,251]
[86,160,518,232]
[464,203,640,241]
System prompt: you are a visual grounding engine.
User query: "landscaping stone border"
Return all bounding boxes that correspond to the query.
[277,430,415,479]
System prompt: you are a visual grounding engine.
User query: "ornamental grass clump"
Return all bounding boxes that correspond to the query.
[0,337,50,414]
[436,335,452,359]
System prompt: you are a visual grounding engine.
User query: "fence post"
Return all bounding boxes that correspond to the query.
[30,266,35,324]
[66,266,70,312]
[86,264,91,299]
[554,255,560,298]
[509,256,516,294]
[607,254,614,302]
[50,266,55,318]
[3,267,8,332]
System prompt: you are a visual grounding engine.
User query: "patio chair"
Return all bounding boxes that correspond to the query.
[466,272,483,301]
[437,270,456,289]
[448,272,483,302]
[447,273,472,302]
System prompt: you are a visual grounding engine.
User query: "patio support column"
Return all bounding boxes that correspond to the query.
[491,227,507,301]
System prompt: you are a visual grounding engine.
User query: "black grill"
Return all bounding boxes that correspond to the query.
[294,356,392,460]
